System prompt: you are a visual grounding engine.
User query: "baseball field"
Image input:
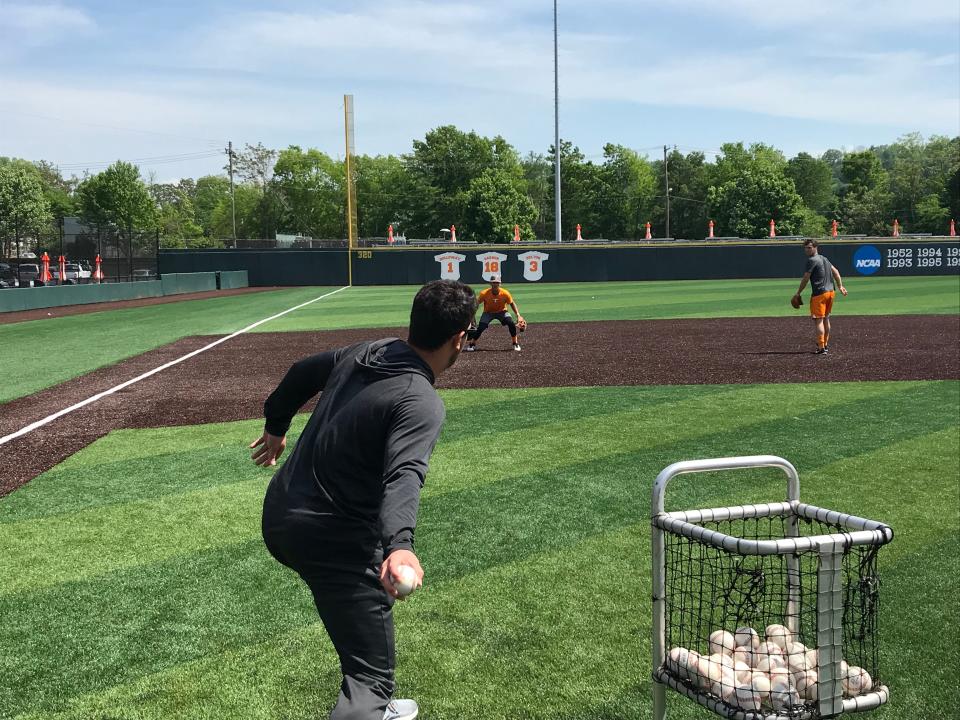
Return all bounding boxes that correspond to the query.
[1,276,958,720]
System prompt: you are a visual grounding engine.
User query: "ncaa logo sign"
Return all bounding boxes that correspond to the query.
[854,245,882,275]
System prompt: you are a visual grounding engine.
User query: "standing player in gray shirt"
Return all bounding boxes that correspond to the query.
[792,239,847,354]
[250,280,476,720]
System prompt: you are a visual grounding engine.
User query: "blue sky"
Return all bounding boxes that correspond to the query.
[2,0,958,182]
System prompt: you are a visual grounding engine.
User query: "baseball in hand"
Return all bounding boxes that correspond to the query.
[392,565,418,598]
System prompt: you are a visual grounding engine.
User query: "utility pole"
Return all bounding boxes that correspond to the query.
[663,145,670,239]
[553,0,561,243]
[227,141,237,247]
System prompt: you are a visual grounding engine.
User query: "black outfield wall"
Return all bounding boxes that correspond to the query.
[159,239,960,286]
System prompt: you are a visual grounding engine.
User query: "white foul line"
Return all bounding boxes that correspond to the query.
[0,286,351,447]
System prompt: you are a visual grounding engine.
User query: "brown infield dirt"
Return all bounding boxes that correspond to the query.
[1,315,957,496]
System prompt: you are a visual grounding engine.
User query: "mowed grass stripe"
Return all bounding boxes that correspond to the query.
[0,287,336,404]
[1,381,943,595]
[0,380,914,526]
[6,424,957,720]
[3,277,957,403]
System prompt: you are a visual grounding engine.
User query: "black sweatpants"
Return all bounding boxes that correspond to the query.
[263,497,396,720]
[470,311,517,342]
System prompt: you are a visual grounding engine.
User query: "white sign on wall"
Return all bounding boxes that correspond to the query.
[434,252,467,280]
[476,252,508,281]
[517,251,550,281]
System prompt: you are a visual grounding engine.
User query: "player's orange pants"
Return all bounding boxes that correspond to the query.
[809,291,835,319]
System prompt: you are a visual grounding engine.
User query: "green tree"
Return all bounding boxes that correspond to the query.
[209,184,262,240]
[405,126,519,236]
[521,152,552,240]
[651,149,710,239]
[193,176,231,236]
[595,144,658,240]
[230,142,277,190]
[839,151,891,234]
[150,183,204,246]
[461,168,536,242]
[545,140,605,240]
[786,152,834,214]
[0,161,53,257]
[76,162,155,272]
[353,154,418,238]
[707,144,805,237]
[270,146,344,238]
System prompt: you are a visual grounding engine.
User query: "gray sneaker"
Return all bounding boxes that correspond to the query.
[384,699,419,720]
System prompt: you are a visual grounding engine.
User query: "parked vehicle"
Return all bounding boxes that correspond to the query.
[132,269,157,280]
[17,263,40,283]
[77,261,92,281]
[51,263,82,284]
[0,263,18,288]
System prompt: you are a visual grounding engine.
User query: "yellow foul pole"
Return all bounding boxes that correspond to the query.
[343,94,358,286]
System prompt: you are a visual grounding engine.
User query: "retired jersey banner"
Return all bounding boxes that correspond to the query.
[434,252,466,280]
[517,251,549,281]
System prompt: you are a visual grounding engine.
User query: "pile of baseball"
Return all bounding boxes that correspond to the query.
[666,625,874,712]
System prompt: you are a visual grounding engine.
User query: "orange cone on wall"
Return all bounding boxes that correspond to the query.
[769,219,776,238]
[387,224,394,244]
[450,225,457,243]
[892,219,900,237]
[40,252,53,282]
[645,222,652,240]
[831,219,838,237]
[949,219,956,237]
[513,224,520,243]
[93,254,104,283]
[576,223,582,241]
[58,254,66,284]
[708,220,714,239]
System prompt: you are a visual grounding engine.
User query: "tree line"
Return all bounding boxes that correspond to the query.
[1,128,957,256]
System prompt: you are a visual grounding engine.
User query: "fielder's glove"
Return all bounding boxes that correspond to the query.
[790,294,803,309]
[516,317,527,332]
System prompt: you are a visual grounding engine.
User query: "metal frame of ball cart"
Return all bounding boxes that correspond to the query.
[651,455,893,720]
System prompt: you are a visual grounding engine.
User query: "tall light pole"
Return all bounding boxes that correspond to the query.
[227,141,237,247]
[553,0,561,243]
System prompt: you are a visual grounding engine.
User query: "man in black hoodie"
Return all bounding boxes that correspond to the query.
[250,280,476,720]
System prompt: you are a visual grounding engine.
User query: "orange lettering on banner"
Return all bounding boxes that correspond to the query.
[530,260,539,272]
[484,260,500,273]
[447,262,453,273]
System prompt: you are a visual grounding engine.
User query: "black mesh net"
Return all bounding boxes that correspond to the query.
[661,512,882,718]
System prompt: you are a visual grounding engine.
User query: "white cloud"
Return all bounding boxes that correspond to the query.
[620,0,960,32]
[0,2,94,34]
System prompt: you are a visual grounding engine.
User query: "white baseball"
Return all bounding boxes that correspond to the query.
[711,679,736,703]
[756,655,787,673]
[805,648,819,669]
[734,626,761,650]
[733,645,754,668]
[793,668,819,701]
[709,629,736,656]
[769,666,793,690]
[751,671,772,703]
[734,660,753,685]
[392,565,418,597]
[735,683,761,711]
[756,641,784,665]
[844,666,873,696]
[771,687,801,711]
[710,652,734,669]
[765,624,793,651]
[667,647,689,677]
[786,642,810,671]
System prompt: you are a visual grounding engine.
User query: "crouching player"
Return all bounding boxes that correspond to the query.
[466,274,525,352]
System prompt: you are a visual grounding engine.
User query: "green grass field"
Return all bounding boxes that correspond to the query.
[1,382,957,719]
[1,276,958,403]
[1,278,958,719]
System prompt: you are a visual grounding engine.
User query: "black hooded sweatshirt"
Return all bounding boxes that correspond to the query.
[262,338,445,557]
